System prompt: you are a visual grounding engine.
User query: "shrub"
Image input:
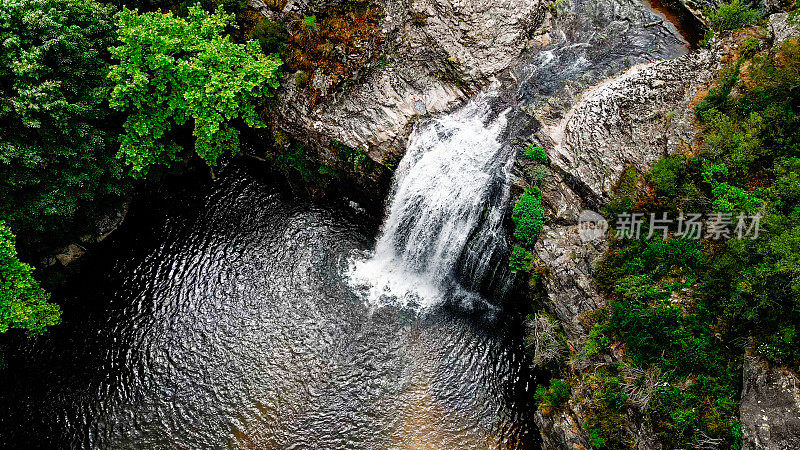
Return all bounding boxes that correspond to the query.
[707,0,764,32]
[535,378,571,411]
[524,144,549,164]
[108,4,283,176]
[303,15,317,29]
[331,139,369,172]
[0,222,61,336]
[248,18,288,55]
[648,155,686,198]
[526,165,550,187]
[295,70,310,87]
[508,246,534,273]
[695,60,741,120]
[512,187,546,244]
[588,429,606,449]
[741,36,761,57]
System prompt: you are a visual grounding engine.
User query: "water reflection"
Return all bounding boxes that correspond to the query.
[0,164,539,449]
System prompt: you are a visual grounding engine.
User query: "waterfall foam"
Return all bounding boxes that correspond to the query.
[347,94,515,308]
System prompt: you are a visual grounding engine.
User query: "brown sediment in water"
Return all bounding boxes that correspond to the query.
[642,0,705,49]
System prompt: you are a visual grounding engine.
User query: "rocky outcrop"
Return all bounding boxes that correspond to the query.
[541,49,719,206]
[770,12,800,44]
[740,351,800,450]
[516,0,689,123]
[534,225,607,338]
[273,0,544,165]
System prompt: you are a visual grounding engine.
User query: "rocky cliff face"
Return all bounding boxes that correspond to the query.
[521,14,800,450]
[251,0,800,446]
[542,49,719,207]
[740,349,800,450]
[270,0,544,169]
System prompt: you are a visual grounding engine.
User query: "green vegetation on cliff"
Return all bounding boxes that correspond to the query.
[0,223,61,336]
[0,0,127,249]
[512,187,546,244]
[585,37,800,449]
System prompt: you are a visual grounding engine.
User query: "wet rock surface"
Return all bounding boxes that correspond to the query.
[740,351,800,450]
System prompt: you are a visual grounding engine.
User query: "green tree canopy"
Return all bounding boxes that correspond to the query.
[0,0,127,246]
[108,4,282,177]
[0,222,60,335]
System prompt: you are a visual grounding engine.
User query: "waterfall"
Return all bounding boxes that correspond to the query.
[348,93,516,308]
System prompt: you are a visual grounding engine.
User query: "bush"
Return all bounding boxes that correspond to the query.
[707,0,764,32]
[535,378,571,411]
[526,165,550,187]
[588,429,606,449]
[695,60,741,120]
[108,4,283,176]
[512,187,546,244]
[303,15,317,29]
[508,246,534,273]
[248,18,288,55]
[524,144,549,164]
[0,222,61,336]
[295,70,310,87]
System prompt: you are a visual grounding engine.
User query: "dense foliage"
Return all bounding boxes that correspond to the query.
[523,144,549,164]
[0,0,127,247]
[509,246,535,273]
[108,4,282,176]
[534,378,571,412]
[707,0,764,32]
[0,0,284,339]
[0,222,61,336]
[512,187,546,244]
[588,38,800,449]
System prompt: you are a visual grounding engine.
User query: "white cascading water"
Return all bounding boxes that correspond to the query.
[348,93,515,308]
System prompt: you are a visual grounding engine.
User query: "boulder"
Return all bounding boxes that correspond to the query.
[740,351,800,450]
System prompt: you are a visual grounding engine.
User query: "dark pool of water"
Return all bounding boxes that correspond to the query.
[0,163,540,449]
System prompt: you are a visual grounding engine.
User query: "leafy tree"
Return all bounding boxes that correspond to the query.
[0,0,127,247]
[0,222,61,335]
[108,4,282,176]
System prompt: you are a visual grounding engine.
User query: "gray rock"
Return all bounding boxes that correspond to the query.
[534,224,608,338]
[769,12,800,44]
[515,0,690,122]
[274,0,545,165]
[740,351,800,450]
[541,49,719,206]
[535,408,591,449]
